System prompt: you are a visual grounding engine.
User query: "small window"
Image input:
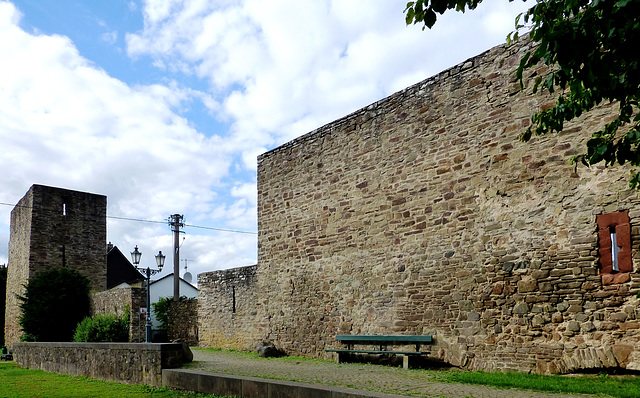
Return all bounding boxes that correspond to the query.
[596,211,632,274]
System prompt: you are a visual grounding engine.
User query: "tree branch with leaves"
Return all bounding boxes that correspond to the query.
[406,0,640,188]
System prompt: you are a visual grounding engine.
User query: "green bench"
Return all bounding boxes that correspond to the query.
[326,335,433,369]
[1,347,12,361]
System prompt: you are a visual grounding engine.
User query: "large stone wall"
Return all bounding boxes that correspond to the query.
[198,265,259,350]
[91,286,146,343]
[252,39,640,374]
[5,185,107,347]
[14,342,193,387]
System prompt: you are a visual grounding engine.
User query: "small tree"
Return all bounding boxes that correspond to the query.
[18,268,91,342]
[0,266,7,347]
[152,296,173,331]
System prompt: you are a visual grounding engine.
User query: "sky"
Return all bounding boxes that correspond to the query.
[0,0,532,283]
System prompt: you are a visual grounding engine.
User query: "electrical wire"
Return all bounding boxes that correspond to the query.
[0,201,257,235]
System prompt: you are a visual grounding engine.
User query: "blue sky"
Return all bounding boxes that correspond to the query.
[0,0,532,281]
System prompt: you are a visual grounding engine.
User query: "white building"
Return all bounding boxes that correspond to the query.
[149,273,198,330]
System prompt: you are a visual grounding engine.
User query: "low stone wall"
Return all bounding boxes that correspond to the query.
[14,342,193,387]
[168,298,198,345]
[163,369,406,398]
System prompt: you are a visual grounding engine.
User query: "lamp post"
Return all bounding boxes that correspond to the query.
[131,245,165,343]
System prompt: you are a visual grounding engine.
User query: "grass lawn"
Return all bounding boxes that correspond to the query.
[0,362,229,398]
[436,370,640,398]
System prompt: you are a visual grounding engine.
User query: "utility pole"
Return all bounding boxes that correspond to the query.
[168,214,184,302]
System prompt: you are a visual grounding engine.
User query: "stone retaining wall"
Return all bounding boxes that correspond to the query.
[14,342,193,387]
[163,369,407,398]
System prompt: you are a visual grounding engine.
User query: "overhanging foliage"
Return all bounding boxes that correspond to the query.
[406,0,640,188]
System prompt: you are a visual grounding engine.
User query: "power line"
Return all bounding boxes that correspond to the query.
[0,201,257,235]
[183,223,257,235]
[106,215,166,225]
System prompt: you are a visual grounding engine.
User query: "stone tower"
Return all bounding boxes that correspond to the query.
[4,184,107,346]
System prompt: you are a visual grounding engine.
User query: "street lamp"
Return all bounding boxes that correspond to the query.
[131,245,165,343]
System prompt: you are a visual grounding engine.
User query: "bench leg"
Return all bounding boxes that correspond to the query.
[335,352,342,364]
[402,355,409,370]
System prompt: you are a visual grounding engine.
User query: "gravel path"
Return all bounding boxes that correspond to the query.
[185,349,595,398]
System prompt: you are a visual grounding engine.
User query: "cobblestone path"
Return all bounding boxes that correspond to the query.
[185,349,595,398]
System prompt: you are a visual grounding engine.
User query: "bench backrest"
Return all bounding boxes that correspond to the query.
[335,335,432,343]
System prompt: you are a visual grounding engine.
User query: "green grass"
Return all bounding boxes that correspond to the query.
[430,370,640,398]
[0,362,230,398]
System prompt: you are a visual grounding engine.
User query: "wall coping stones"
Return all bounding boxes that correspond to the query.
[163,368,410,398]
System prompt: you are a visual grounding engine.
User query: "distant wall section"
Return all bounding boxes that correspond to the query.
[91,286,146,343]
[168,298,198,345]
[198,265,259,350]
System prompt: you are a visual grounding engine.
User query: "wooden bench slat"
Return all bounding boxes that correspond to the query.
[335,335,432,343]
[326,349,423,355]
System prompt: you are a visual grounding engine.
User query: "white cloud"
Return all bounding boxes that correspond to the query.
[127,0,532,160]
[0,0,533,279]
[0,1,256,279]
[101,30,118,44]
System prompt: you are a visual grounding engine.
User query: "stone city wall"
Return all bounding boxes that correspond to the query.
[198,265,259,350]
[14,342,193,387]
[168,298,198,345]
[91,286,146,343]
[253,38,640,374]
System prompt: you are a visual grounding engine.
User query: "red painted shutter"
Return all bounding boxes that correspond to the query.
[616,223,632,273]
[596,211,631,275]
[598,227,613,274]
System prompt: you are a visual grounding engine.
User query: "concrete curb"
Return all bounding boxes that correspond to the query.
[163,369,410,398]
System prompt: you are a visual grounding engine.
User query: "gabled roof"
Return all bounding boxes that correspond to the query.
[107,246,145,289]
[149,273,198,290]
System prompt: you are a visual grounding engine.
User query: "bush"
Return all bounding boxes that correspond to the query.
[152,296,173,330]
[0,266,7,346]
[18,268,91,342]
[73,309,130,342]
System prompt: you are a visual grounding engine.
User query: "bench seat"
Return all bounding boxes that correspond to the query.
[326,334,433,369]
[326,349,423,355]
[335,335,432,343]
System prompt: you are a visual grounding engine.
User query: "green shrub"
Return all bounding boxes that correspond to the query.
[152,296,173,330]
[73,310,130,342]
[19,268,91,342]
[0,266,7,346]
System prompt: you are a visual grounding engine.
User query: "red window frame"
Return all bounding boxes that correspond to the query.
[596,210,632,274]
